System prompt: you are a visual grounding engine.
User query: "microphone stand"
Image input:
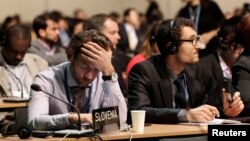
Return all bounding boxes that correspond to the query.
[31,84,81,131]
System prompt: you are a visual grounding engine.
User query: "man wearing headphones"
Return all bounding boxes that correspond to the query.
[0,24,48,98]
[0,24,48,132]
[127,17,220,124]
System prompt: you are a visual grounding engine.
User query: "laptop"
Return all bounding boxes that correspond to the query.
[32,122,93,137]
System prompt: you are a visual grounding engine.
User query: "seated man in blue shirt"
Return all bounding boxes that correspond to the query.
[28,29,127,131]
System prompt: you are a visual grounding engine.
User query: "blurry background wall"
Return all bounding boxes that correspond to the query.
[0,0,249,23]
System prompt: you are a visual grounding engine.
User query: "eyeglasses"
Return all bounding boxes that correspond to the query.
[178,36,200,46]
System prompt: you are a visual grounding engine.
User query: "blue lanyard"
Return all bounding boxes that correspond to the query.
[64,64,92,113]
[188,5,201,32]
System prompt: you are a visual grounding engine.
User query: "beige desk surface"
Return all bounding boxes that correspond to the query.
[0,124,207,141]
[0,102,27,109]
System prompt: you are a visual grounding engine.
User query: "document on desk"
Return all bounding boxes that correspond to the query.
[54,128,93,135]
[180,118,242,126]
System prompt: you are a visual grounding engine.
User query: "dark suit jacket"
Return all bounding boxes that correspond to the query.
[112,49,131,96]
[176,1,224,34]
[127,55,207,123]
[117,23,141,55]
[177,1,224,58]
[232,52,250,117]
[196,52,226,117]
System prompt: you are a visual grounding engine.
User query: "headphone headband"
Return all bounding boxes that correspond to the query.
[170,20,175,29]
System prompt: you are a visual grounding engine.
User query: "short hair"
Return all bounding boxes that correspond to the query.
[123,8,136,22]
[109,12,120,22]
[49,10,64,23]
[1,24,31,48]
[218,16,241,51]
[73,9,82,16]
[67,29,113,59]
[67,18,95,37]
[0,16,17,33]
[90,14,112,32]
[33,13,55,38]
[156,17,195,56]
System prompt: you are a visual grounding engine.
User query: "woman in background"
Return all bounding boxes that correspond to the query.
[126,22,160,83]
[232,13,250,117]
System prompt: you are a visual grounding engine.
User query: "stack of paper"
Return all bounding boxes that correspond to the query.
[180,118,242,126]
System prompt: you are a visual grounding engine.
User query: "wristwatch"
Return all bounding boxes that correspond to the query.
[102,72,118,81]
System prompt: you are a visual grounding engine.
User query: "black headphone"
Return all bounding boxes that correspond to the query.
[0,25,31,49]
[149,34,156,45]
[218,37,227,50]
[0,29,8,48]
[18,127,31,139]
[166,19,178,55]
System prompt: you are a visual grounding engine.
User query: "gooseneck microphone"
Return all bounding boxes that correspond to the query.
[31,84,81,131]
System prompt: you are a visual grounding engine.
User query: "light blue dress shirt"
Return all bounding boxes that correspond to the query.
[28,62,127,130]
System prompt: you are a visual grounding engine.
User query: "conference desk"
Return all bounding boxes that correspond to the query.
[0,124,208,140]
[0,101,28,112]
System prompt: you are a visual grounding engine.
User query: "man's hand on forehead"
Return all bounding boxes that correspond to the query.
[81,42,114,74]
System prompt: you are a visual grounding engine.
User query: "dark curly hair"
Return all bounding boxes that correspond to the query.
[66,29,113,60]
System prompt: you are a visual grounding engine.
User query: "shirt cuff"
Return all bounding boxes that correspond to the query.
[177,109,188,122]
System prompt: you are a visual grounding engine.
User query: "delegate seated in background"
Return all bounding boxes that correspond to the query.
[0,24,48,130]
[90,14,131,97]
[28,13,67,66]
[117,8,142,57]
[126,22,160,82]
[28,29,127,131]
[232,13,250,117]
[194,16,244,118]
[127,17,220,124]
[176,0,225,57]
[0,24,48,98]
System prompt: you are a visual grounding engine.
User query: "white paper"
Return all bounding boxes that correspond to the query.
[180,118,241,126]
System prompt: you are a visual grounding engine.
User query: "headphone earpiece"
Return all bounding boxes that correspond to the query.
[0,28,9,48]
[18,127,31,139]
[169,45,178,55]
[166,42,178,55]
[166,19,178,55]
[149,35,156,45]
[0,32,7,48]
[218,37,227,50]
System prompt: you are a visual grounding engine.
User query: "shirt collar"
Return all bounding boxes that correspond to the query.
[165,64,186,83]
[65,63,78,87]
[217,51,229,72]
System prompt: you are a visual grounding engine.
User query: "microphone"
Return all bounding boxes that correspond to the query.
[31,84,81,131]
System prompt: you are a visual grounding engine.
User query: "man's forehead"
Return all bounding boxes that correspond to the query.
[103,19,119,31]
[46,20,58,27]
[180,26,197,38]
[77,54,95,68]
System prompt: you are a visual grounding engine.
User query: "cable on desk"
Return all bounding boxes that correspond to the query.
[125,124,132,141]
[85,132,104,141]
[59,132,71,141]
[1,122,16,137]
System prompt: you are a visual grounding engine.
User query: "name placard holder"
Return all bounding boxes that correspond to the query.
[92,106,120,133]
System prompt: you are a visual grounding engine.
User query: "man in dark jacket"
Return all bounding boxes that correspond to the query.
[128,17,220,124]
